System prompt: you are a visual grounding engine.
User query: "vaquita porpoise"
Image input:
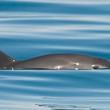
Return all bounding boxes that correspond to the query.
[0,51,110,70]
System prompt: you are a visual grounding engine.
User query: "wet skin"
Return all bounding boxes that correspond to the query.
[0,51,110,70]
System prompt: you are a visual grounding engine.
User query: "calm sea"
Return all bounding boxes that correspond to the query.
[0,0,110,110]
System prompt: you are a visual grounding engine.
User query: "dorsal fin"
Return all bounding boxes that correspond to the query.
[0,51,14,68]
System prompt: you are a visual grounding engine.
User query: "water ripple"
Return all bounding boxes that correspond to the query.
[0,0,110,110]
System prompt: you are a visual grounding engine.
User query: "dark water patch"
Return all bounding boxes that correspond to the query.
[0,1,110,15]
[36,103,94,110]
[1,19,110,26]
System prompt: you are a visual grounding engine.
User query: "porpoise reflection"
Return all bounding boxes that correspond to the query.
[0,51,110,70]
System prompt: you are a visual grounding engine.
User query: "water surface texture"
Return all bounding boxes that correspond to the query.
[0,0,110,110]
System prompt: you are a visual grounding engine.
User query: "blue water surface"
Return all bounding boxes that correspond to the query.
[0,0,110,110]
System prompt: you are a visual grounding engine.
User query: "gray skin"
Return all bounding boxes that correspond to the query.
[0,51,110,70]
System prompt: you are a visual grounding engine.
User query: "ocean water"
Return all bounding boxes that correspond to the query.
[0,0,110,110]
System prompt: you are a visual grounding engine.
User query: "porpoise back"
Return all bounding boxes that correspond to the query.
[0,51,110,70]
